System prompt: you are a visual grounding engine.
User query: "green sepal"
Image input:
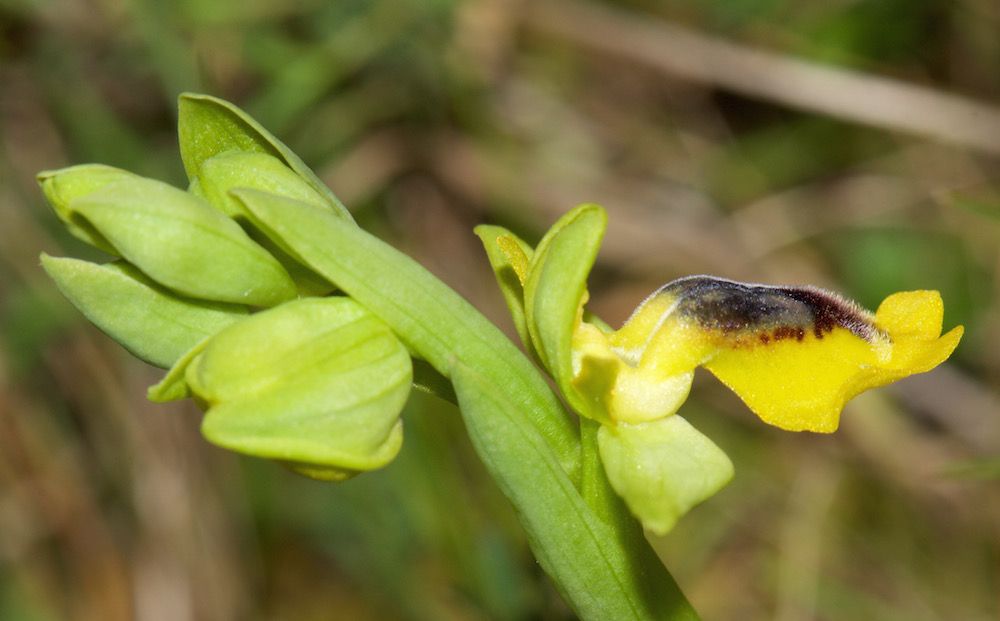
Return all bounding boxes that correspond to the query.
[40,255,248,369]
[37,164,137,254]
[280,422,403,481]
[188,297,412,479]
[473,225,535,354]
[597,416,734,535]
[523,204,607,414]
[177,92,353,221]
[194,150,336,296]
[65,176,297,306]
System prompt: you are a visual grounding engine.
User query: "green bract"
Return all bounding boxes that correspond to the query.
[229,187,695,620]
[41,255,248,369]
[190,297,411,481]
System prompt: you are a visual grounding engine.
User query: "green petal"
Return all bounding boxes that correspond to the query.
[473,224,535,354]
[598,417,733,535]
[41,255,248,369]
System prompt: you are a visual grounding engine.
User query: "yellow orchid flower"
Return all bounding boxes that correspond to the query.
[478,205,963,534]
[578,276,963,432]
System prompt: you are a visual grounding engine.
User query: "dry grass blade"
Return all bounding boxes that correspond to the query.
[525,0,1000,155]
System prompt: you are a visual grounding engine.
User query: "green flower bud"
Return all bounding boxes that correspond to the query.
[44,171,297,306]
[187,297,412,480]
[597,417,733,535]
[177,93,352,221]
[193,150,336,296]
[37,164,137,255]
[41,255,248,369]
[194,150,328,218]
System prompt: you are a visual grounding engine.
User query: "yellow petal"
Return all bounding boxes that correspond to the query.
[873,290,964,377]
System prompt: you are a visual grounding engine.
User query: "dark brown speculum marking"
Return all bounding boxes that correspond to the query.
[656,276,884,343]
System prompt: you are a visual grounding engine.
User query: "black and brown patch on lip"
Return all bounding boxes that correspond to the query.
[656,275,885,344]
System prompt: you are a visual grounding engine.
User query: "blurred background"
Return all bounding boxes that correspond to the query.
[2,0,999,619]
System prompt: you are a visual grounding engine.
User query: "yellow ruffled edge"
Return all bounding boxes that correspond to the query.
[702,290,962,432]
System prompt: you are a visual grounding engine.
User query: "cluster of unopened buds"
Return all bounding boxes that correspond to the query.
[41,94,962,540]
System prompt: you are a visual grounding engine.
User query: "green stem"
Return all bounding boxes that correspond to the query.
[580,417,617,522]
[234,189,699,620]
[579,417,699,620]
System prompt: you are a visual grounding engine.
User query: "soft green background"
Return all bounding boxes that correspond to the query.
[1,1,998,619]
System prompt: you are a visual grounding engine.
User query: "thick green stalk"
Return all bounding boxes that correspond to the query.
[234,189,699,620]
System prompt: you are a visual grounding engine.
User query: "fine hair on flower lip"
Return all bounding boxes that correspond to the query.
[642,275,887,343]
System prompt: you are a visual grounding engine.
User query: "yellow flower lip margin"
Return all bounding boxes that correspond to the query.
[586,276,963,433]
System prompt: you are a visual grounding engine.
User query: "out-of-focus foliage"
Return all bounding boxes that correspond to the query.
[1,0,999,619]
